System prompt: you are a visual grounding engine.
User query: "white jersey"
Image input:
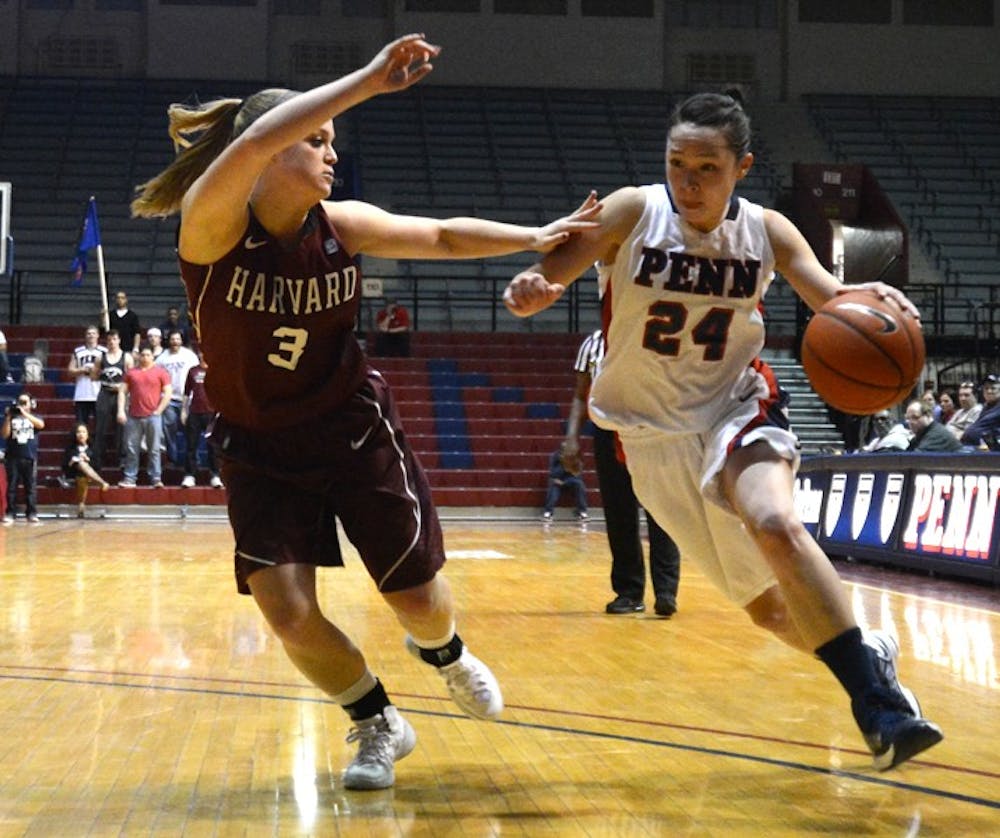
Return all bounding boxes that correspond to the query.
[156,346,199,399]
[590,184,776,436]
[71,344,105,402]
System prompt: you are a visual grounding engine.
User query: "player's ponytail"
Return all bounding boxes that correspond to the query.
[131,97,242,218]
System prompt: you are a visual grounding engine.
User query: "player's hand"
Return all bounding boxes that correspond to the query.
[367,34,439,94]
[503,271,565,317]
[531,191,602,252]
[838,282,921,320]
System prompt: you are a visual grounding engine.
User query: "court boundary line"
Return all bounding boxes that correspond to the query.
[1,670,996,812]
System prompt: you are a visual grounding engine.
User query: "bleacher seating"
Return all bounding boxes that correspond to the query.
[0,78,779,330]
[3,326,597,512]
[804,94,1000,299]
[4,325,843,513]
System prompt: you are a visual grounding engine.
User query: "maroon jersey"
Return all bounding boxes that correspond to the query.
[184,364,214,415]
[180,205,365,430]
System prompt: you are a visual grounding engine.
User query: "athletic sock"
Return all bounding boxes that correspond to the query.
[336,672,391,721]
[816,627,872,695]
[412,632,464,668]
[815,626,884,729]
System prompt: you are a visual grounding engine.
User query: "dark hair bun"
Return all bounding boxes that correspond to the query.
[722,87,745,107]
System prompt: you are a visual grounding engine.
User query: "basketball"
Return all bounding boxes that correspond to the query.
[801,288,925,415]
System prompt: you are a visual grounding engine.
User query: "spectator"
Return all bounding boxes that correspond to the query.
[106,290,142,354]
[62,423,111,518]
[904,400,963,453]
[860,410,912,452]
[66,325,106,428]
[0,328,11,383]
[159,306,192,347]
[920,386,940,420]
[374,298,411,357]
[180,350,222,489]
[156,330,199,465]
[117,345,172,488]
[90,329,134,472]
[946,381,982,440]
[2,392,44,524]
[146,327,165,360]
[565,329,681,617]
[541,442,588,521]
[937,390,956,427]
[960,374,1000,449]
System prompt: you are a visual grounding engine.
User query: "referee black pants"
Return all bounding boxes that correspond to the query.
[592,426,680,604]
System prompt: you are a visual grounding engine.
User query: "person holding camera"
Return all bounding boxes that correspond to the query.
[2,392,45,524]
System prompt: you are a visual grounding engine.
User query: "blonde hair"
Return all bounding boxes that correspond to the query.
[131,88,299,218]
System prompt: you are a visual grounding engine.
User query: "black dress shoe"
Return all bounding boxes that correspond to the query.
[653,598,677,618]
[605,595,645,614]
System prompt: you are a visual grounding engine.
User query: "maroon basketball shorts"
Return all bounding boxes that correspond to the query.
[213,371,445,595]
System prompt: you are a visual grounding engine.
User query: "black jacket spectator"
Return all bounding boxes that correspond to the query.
[907,419,963,453]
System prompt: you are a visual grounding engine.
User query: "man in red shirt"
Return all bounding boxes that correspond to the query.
[117,345,172,487]
[374,298,410,357]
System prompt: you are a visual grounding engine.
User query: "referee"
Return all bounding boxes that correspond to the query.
[563,330,681,616]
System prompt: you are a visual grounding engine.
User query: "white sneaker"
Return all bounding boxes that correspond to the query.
[209,475,224,489]
[342,706,416,790]
[406,637,503,720]
[181,475,196,488]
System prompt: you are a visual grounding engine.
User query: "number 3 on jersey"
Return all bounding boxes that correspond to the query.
[642,301,733,361]
[267,326,309,370]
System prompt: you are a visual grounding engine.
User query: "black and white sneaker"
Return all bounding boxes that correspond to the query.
[864,712,943,771]
[861,630,943,769]
[864,630,920,717]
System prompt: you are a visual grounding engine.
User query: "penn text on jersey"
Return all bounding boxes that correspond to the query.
[633,246,761,299]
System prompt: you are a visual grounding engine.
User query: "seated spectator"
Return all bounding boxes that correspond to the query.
[937,390,956,427]
[904,400,963,453]
[860,410,912,452]
[947,381,982,439]
[159,305,192,347]
[960,374,1000,449]
[374,298,411,357]
[0,328,11,383]
[920,386,941,420]
[63,423,110,518]
[542,442,588,521]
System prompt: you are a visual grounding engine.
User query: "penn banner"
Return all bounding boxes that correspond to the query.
[795,453,1000,584]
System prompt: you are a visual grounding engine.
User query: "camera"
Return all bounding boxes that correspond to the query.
[6,401,25,416]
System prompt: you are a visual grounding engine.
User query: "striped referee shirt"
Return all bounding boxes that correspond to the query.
[574,329,605,379]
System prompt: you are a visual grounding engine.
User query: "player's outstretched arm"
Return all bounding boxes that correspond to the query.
[503,187,643,318]
[332,191,601,261]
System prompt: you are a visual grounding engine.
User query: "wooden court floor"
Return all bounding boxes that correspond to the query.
[0,514,997,837]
